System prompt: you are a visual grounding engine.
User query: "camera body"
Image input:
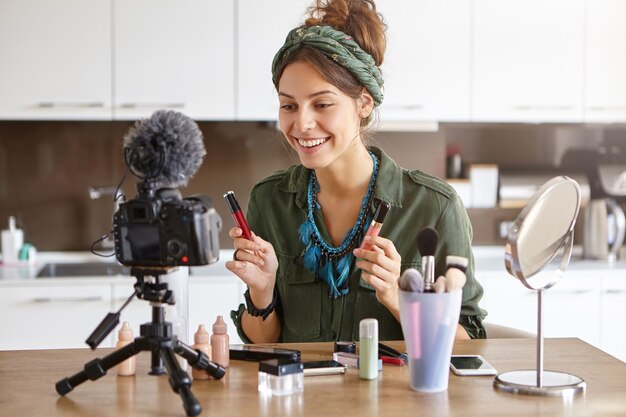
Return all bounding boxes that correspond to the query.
[113,186,221,267]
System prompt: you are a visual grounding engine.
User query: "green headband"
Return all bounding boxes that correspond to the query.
[271,25,384,107]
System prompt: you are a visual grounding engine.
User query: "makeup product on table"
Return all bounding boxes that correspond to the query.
[360,201,391,250]
[332,352,383,370]
[223,191,252,240]
[398,268,423,293]
[258,358,304,396]
[417,227,439,292]
[115,322,136,376]
[192,325,211,380]
[211,316,229,368]
[359,318,378,380]
[378,342,408,365]
[334,341,356,354]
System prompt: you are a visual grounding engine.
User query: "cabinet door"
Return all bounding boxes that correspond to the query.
[600,270,626,362]
[113,0,235,120]
[237,0,310,120]
[585,0,626,122]
[477,271,538,334]
[378,0,471,122]
[0,283,111,350]
[472,0,584,122]
[542,272,601,347]
[189,277,245,344]
[0,0,111,120]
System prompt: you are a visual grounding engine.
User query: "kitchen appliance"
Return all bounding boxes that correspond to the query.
[562,146,626,261]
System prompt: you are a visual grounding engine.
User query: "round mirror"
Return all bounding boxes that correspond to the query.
[505,176,581,290]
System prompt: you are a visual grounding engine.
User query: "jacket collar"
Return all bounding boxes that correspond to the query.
[277,146,404,211]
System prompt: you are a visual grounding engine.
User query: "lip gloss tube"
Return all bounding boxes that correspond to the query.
[360,201,391,251]
[223,191,252,241]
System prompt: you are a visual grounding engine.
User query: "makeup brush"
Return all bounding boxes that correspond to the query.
[445,255,468,292]
[417,227,439,293]
[398,268,423,292]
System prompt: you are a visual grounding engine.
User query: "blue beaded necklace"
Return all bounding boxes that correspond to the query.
[298,151,379,298]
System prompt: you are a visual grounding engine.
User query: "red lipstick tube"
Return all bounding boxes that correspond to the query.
[360,201,391,251]
[223,191,253,241]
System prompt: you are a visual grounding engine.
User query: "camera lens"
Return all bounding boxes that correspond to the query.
[167,239,184,257]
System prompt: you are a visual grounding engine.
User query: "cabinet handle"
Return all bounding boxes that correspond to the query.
[118,102,185,109]
[384,104,424,110]
[604,289,626,294]
[38,102,105,108]
[512,105,575,111]
[32,296,104,303]
[546,289,593,295]
[588,106,626,112]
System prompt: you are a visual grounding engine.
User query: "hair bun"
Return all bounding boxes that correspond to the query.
[304,0,386,66]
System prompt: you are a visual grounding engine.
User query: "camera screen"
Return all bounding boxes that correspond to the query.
[120,225,160,262]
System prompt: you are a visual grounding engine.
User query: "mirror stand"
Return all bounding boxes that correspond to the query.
[494,232,586,397]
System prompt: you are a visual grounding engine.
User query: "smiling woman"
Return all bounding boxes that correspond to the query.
[226,0,487,344]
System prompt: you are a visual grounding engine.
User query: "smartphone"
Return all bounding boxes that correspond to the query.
[229,345,301,362]
[302,360,347,376]
[450,355,497,376]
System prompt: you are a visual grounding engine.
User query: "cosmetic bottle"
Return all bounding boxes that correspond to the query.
[258,358,304,396]
[359,318,378,380]
[211,315,229,368]
[1,216,24,265]
[116,322,136,376]
[191,325,211,380]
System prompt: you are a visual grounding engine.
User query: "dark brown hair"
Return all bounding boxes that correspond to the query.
[273,0,386,127]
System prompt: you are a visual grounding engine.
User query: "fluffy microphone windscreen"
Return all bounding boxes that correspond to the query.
[123,110,206,188]
[417,227,439,257]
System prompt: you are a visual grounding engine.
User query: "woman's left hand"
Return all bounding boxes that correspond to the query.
[353,235,402,319]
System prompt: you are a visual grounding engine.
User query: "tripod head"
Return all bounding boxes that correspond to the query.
[85,267,178,349]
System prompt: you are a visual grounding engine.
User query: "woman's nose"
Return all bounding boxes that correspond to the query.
[295,108,315,132]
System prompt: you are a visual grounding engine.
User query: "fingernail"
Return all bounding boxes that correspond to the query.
[353,248,360,256]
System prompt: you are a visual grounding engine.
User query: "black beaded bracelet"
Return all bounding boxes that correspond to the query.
[244,288,277,321]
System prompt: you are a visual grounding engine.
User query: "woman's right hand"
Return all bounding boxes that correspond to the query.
[225,227,278,308]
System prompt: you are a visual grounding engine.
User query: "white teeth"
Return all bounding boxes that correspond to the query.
[297,137,328,148]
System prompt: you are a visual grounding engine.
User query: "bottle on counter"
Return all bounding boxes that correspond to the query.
[191,325,211,380]
[211,316,229,368]
[1,216,24,265]
[116,322,136,376]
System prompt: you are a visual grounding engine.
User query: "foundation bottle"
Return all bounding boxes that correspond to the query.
[211,316,229,368]
[116,322,136,376]
[191,325,211,380]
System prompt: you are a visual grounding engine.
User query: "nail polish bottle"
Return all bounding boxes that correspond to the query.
[211,316,229,368]
[192,325,211,380]
[116,322,136,376]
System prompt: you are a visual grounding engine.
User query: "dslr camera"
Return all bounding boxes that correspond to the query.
[112,110,222,267]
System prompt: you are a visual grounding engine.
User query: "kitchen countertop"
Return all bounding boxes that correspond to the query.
[1,247,624,283]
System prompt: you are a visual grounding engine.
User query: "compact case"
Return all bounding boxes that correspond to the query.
[258,359,304,396]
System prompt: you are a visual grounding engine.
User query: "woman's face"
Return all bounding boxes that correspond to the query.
[277,61,368,170]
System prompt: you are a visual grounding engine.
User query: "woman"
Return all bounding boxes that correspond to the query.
[227,0,486,343]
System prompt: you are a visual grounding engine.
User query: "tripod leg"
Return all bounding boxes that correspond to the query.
[56,341,142,395]
[174,340,226,379]
[161,348,202,417]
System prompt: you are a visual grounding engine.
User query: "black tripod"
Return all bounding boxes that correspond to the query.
[55,267,225,417]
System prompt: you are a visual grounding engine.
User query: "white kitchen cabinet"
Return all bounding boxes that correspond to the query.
[584,0,626,122]
[188,277,246,345]
[378,0,471,122]
[472,0,585,122]
[600,270,626,362]
[113,0,235,120]
[236,0,311,120]
[0,0,112,120]
[0,282,112,350]
[478,270,601,346]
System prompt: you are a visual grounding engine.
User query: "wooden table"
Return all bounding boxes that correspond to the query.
[1,338,624,417]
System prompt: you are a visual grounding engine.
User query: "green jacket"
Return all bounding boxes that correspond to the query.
[232,147,487,342]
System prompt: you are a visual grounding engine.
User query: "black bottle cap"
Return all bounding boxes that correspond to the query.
[258,358,303,376]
